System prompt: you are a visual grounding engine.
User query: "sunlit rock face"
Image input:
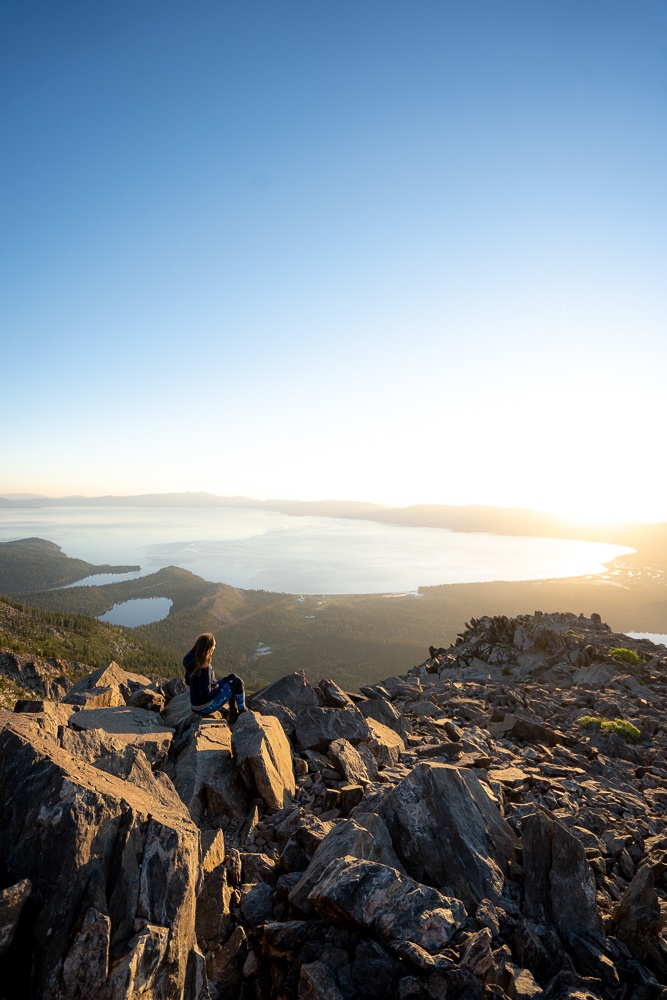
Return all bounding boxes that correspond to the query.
[0,723,200,1000]
[2,611,667,998]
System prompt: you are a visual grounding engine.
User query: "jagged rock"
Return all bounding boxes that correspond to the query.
[523,810,603,943]
[0,879,31,956]
[364,717,405,767]
[317,678,354,708]
[290,814,406,910]
[542,970,604,1000]
[273,805,332,846]
[231,710,295,811]
[378,762,518,909]
[13,698,74,734]
[162,689,196,728]
[295,706,371,752]
[298,960,345,1000]
[237,880,275,927]
[225,848,243,886]
[0,706,59,749]
[127,686,165,713]
[201,829,225,873]
[173,718,248,827]
[600,731,641,763]
[488,714,563,747]
[124,671,154,692]
[384,675,422,699]
[195,863,233,946]
[572,664,615,688]
[92,743,183,812]
[612,866,662,959]
[239,851,277,885]
[328,738,372,786]
[258,919,316,959]
[0,723,200,999]
[358,695,404,733]
[279,825,327,872]
[307,856,466,952]
[0,650,71,701]
[11,700,75,743]
[504,962,544,999]
[569,934,619,990]
[63,661,132,708]
[69,705,173,761]
[52,906,113,1000]
[460,926,494,976]
[515,919,554,980]
[58,724,125,762]
[251,699,298,734]
[205,926,247,995]
[252,672,320,714]
[443,721,463,741]
[476,898,501,936]
[339,783,365,814]
[408,698,441,717]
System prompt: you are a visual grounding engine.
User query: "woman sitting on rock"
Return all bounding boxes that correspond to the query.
[183,632,246,721]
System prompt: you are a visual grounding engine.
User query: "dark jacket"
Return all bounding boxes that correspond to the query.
[183,648,218,711]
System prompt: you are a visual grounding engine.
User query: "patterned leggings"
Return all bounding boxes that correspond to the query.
[198,675,246,715]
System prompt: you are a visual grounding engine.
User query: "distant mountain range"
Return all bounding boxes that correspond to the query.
[0,491,382,516]
[2,491,666,555]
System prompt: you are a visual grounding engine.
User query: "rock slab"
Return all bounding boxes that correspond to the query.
[232,711,295,811]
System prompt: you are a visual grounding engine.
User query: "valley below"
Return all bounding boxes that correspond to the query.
[0,509,666,694]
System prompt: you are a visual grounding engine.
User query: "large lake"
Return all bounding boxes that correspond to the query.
[0,505,632,595]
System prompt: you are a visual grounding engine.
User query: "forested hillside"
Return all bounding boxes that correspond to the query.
[0,597,180,677]
[0,537,138,593]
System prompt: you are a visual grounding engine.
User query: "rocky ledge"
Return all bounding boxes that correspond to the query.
[2,611,667,1000]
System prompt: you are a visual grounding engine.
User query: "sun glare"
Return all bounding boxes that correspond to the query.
[538,495,659,528]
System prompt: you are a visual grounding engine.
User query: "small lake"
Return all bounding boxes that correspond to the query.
[0,505,633,595]
[97,597,173,627]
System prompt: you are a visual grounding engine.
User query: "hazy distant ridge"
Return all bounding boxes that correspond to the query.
[2,491,666,555]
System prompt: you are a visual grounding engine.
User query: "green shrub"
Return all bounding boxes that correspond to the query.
[577,715,641,744]
[609,647,643,667]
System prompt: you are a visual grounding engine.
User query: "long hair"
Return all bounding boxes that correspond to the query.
[190,633,216,676]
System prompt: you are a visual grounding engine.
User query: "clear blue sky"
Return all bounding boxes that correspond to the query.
[2,1,666,521]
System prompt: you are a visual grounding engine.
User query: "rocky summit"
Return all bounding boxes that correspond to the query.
[2,612,667,1000]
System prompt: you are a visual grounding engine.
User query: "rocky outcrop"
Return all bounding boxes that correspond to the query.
[307,856,466,952]
[295,706,371,752]
[0,649,72,702]
[378,762,518,909]
[69,705,174,761]
[232,711,295,810]
[3,612,667,999]
[173,718,248,827]
[63,661,132,708]
[0,720,201,1000]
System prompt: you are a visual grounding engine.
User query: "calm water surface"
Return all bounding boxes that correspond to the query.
[626,633,667,646]
[98,597,173,627]
[0,505,632,595]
